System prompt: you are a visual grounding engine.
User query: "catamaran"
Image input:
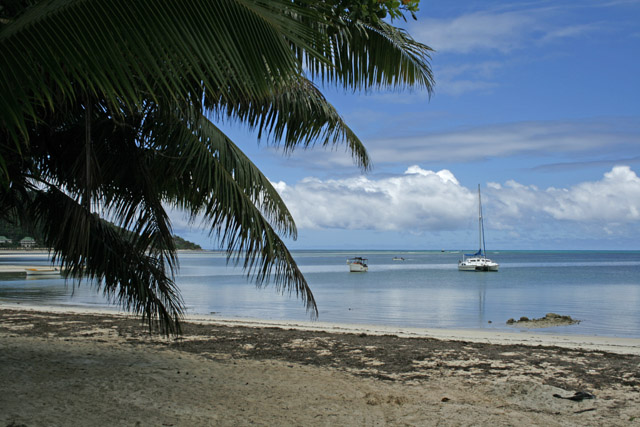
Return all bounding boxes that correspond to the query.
[458,185,499,272]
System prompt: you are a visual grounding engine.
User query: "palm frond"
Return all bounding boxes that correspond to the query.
[208,76,371,170]
[28,98,178,269]
[0,0,308,151]
[301,16,435,92]
[1,0,436,331]
[144,113,318,315]
[31,187,183,334]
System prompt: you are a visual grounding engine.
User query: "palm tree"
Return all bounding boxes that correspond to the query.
[0,0,433,334]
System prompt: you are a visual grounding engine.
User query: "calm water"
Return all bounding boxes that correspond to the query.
[1,250,639,338]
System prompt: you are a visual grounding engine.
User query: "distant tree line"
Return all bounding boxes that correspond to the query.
[0,218,44,247]
[172,236,202,251]
[0,218,200,250]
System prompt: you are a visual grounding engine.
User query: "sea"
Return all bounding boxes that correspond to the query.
[1,250,639,338]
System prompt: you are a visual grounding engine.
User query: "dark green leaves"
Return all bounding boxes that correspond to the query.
[1,0,433,333]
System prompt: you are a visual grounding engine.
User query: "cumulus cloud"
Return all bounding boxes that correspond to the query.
[275,166,640,236]
[489,166,640,225]
[274,166,474,232]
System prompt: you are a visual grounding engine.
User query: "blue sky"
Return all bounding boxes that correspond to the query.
[174,0,640,250]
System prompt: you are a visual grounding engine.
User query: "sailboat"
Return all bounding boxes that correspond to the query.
[458,185,499,272]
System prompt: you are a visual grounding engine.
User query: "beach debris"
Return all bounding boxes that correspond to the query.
[506,313,580,328]
[574,407,597,414]
[441,397,450,402]
[553,391,595,402]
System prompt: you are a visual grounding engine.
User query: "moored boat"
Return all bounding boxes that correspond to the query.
[347,257,368,272]
[458,185,499,272]
[458,253,499,271]
[25,267,62,276]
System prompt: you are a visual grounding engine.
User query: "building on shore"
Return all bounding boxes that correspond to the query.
[19,237,36,249]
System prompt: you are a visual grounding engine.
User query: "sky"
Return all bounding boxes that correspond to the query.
[174,0,640,251]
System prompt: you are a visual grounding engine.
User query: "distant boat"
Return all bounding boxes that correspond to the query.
[347,257,368,272]
[458,185,499,272]
[25,267,61,276]
[392,257,405,261]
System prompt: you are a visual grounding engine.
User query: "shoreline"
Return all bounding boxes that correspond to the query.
[4,302,640,355]
[2,305,640,425]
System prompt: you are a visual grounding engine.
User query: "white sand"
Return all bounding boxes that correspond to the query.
[1,305,640,426]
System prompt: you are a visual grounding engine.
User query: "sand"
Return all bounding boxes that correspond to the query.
[1,306,640,426]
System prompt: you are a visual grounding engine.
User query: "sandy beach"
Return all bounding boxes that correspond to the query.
[1,306,640,426]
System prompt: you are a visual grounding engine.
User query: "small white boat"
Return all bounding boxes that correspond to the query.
[392,257,405,261]
[25,267,61,276]
[459,185,499,272]
[347,257,368,272]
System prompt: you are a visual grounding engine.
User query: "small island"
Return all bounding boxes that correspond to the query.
[506,313,580,328]
[173,235,202,250]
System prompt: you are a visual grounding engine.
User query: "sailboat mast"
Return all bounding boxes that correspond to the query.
[477,185,483,254]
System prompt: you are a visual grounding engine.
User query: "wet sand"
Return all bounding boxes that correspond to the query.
[1,306,639,426]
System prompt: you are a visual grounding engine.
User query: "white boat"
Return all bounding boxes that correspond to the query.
[458,185,499,272]
[25,267,61,276]
[392,257,405,261]
[347,257,368,272]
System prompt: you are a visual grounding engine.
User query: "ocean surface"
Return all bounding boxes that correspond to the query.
[1,250,639,338]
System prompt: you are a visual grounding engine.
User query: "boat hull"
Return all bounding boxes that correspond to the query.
[25,267,61,276]
[458,258,499,272]
[349,263,368,272]
[458,264,499,272]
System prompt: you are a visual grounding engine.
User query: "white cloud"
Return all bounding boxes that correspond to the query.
[411,6,602,55]
[275,166,640,236]
[490,165,640,224]
[275,166,474,231]
[407,5,607,96]
[540,23,600,42]
[165,166,640,248]
[412,11,535,54]
[364,118,639,164]
[269,118,639,171]
[433,62,502,95]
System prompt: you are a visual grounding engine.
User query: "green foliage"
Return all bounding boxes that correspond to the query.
[0,217,199,250]
[0,0,433,334]
[325,0,421,23]
[0,216,43,245]
[173,236,202,251]
[0,218,24,243]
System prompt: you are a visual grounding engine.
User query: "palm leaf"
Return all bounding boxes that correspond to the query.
[208,76,371,170]
[299,14,435,92]
[1,0,435,330]
[0,0,311,155]
[31,187,183,334]
[144,111,318,315]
